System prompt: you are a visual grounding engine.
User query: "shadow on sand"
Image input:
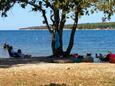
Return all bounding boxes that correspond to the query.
[43,83,67,86]
[0,56,54,68]
[0,56,75,68]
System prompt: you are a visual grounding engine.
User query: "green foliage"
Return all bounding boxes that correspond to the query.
[65,22,115,29]
[0,0,115,20]
[95,0,115,20]
[0,0,16,17]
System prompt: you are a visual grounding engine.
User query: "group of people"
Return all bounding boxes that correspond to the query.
[95,52,115,63]
[71,52,114,63]
[3,43,31,59]
[95,53,110,62]
[71,53,94,62]
[2,43,115,63]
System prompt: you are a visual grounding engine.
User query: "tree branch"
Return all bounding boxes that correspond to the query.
[41,9,53,33]
[50,12,55,25]
[59,10,66,30]
[65,8,79,54]
[42,0,54,10]
[54,8,60,31]
[27,1,53,33]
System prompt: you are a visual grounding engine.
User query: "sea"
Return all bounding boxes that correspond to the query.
[0,30,115,58]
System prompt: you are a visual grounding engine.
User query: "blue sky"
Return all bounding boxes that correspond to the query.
[0,5,115,30]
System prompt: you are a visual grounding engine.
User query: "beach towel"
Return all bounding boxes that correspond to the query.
[109,54,115,63]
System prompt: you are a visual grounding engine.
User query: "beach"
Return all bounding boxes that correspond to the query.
[0,30,115,86]
[0,62,115,86]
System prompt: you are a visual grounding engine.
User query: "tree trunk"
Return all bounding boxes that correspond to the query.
[51,32,55,56]
[51,8,64,57]
[51,31,63,57]
[65,11,79,56]
[58,11,66,56]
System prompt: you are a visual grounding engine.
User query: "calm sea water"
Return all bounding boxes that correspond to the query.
[0,30,115,58]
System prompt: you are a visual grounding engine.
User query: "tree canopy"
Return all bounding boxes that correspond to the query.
[0,0,115,17]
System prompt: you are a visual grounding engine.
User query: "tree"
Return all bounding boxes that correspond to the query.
[0,0,115,57]
[0,0,15,17]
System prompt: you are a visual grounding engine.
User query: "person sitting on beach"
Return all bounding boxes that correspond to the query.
[16,49,31,58]
[3,44,22,58]
[104,51,112,62]
[95,53,109,62]
[3,43,17,58]
[83,53,94,62]
[3,43,31,58]
[3,43,9,50]
[16,49,25,58]
[7,46,20,58]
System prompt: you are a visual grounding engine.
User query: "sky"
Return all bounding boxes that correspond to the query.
[0,5,115,30]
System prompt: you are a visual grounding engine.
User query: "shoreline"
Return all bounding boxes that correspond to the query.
[0,55,108,67]
[1,28,115,31]
[19,28,115,30]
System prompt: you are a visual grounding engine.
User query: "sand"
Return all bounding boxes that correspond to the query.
[0,63,115,86]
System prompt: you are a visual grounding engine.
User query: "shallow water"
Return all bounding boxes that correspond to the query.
[0,30,115,58]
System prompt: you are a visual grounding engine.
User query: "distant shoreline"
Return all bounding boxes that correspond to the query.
[19,22,115,30]
[19,28,115,30]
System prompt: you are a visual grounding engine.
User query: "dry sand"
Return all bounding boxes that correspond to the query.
[0,63,115,86]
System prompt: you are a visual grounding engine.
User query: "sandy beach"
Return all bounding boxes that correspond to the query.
[0,62,115,86]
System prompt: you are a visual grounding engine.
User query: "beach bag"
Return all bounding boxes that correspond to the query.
[72,54,78,58]
[109,54,115,63]
[71,55,84,63]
